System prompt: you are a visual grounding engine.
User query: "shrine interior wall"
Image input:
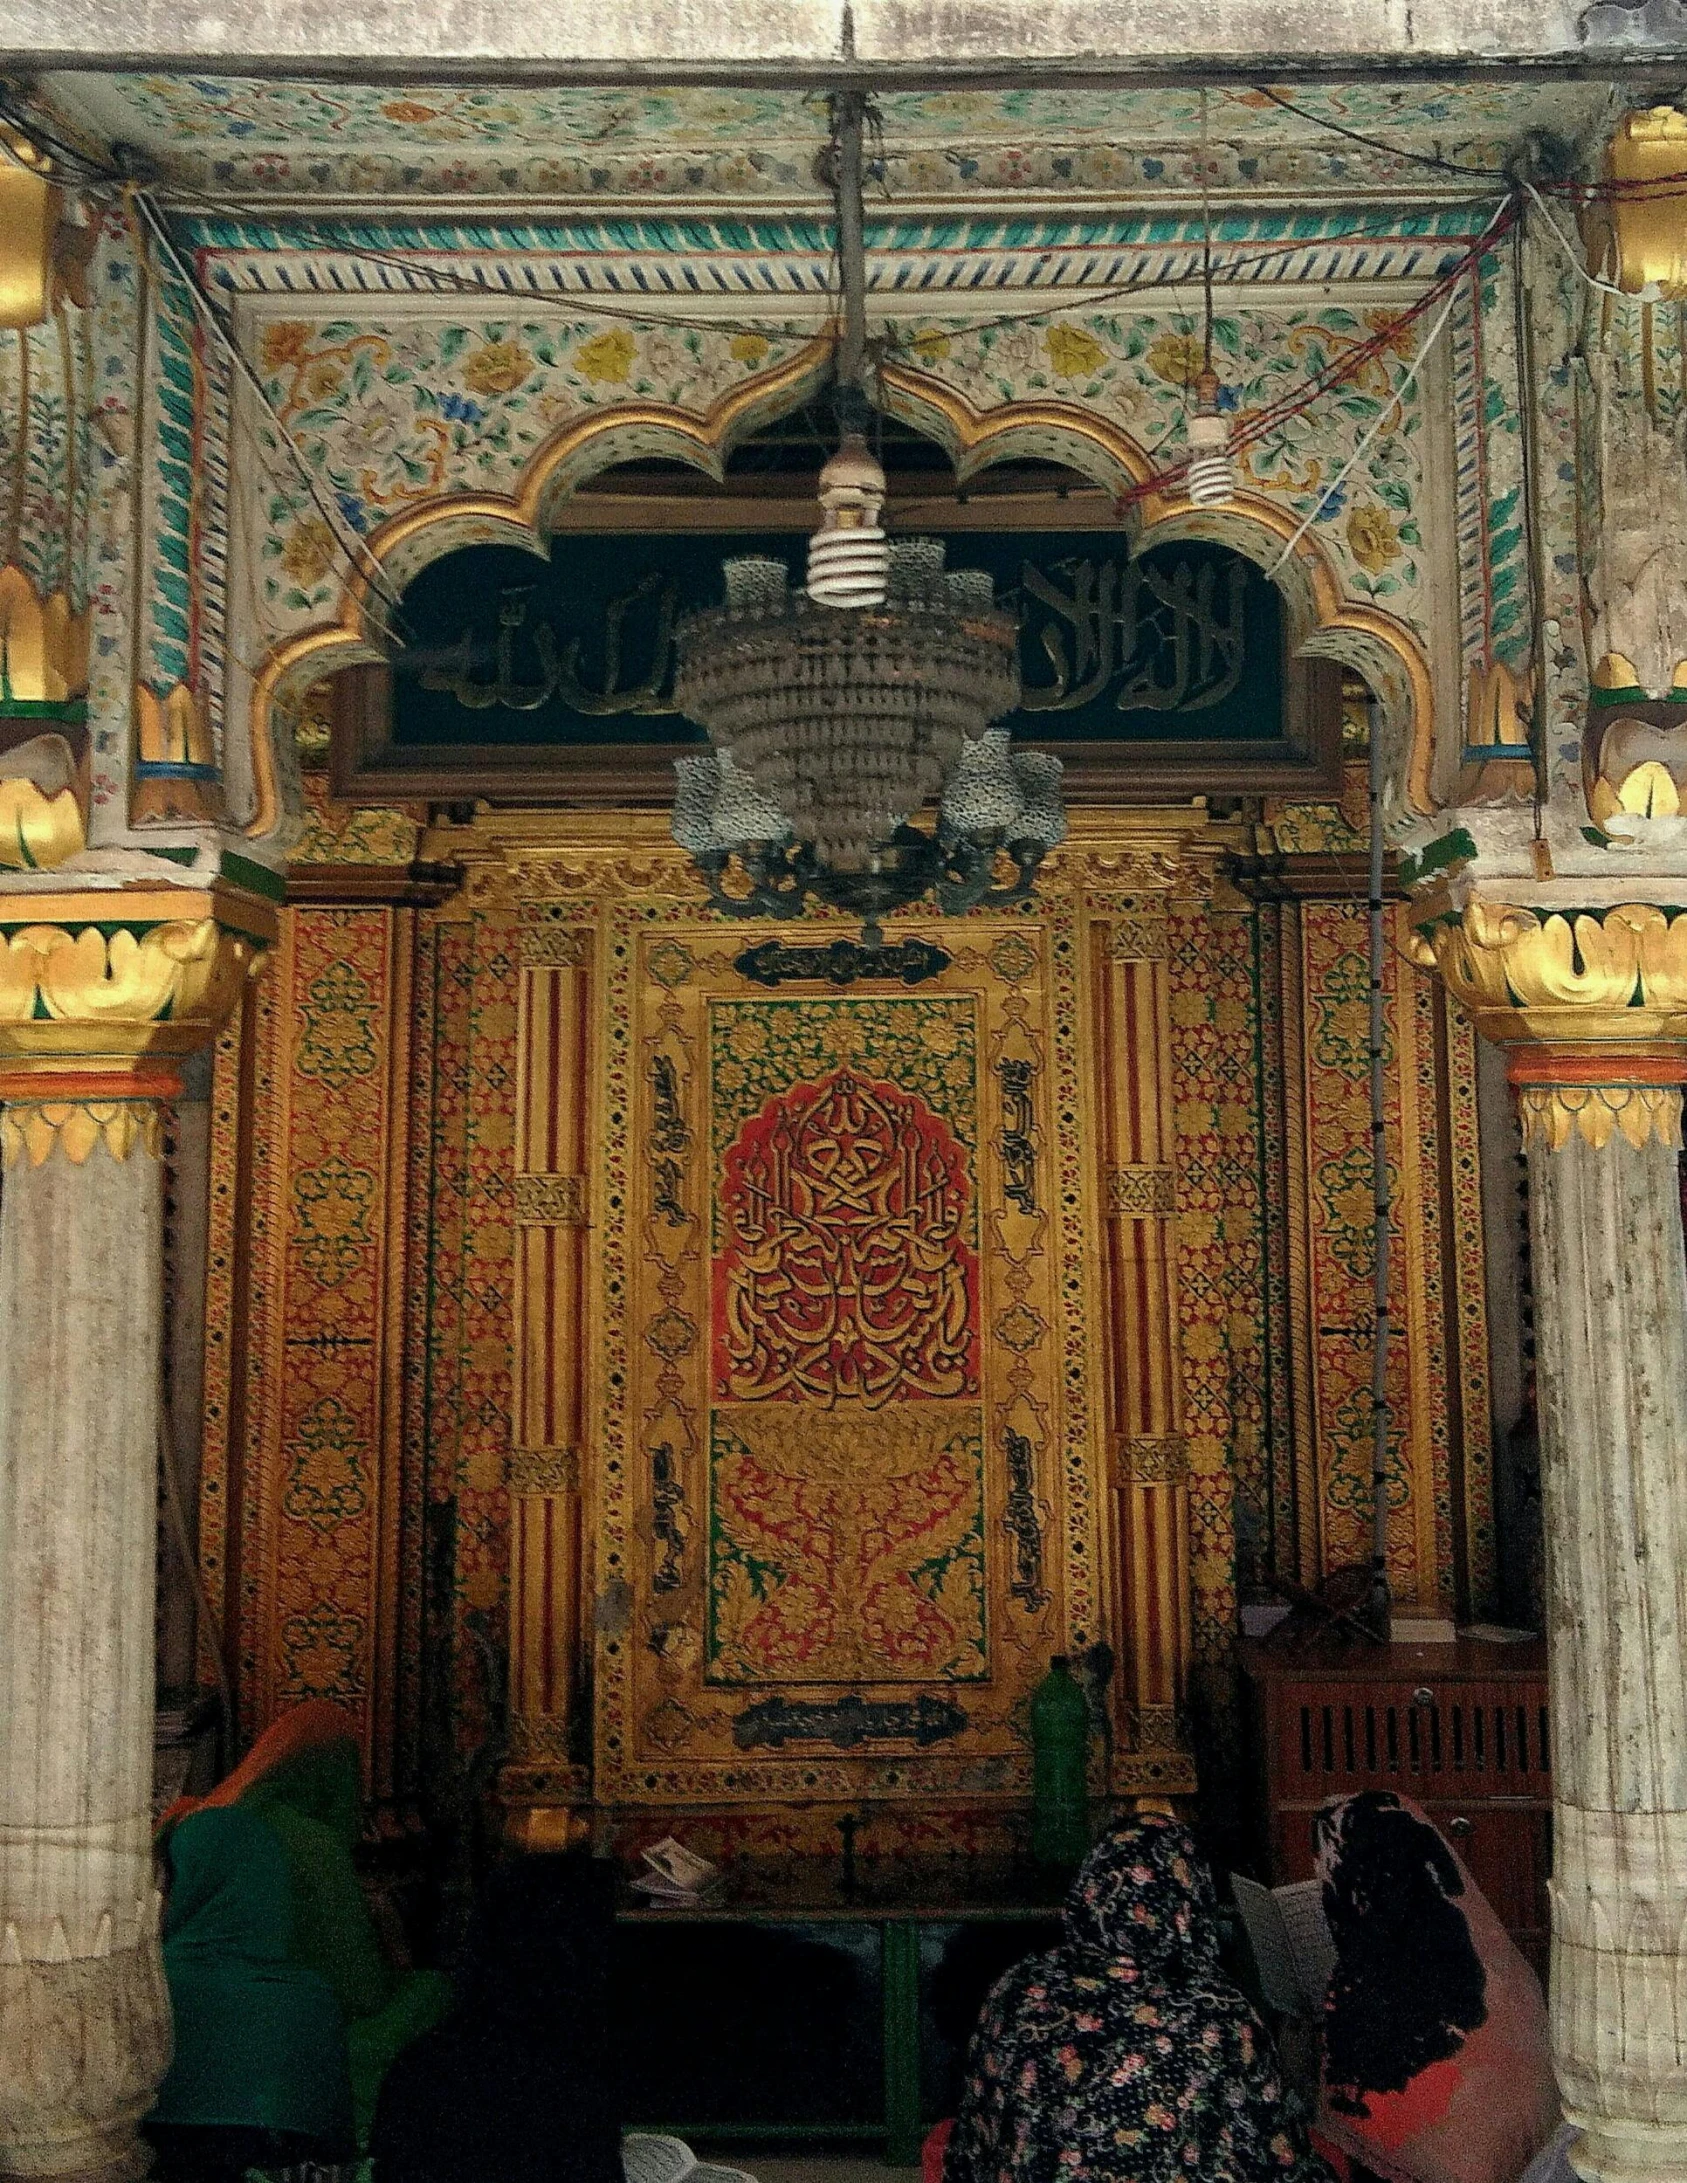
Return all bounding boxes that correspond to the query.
[190,786,1496,1846]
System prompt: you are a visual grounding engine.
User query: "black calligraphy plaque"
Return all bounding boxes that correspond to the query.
[344,523,1340,805]
[733,935,953,989]
[731,1693,970,1750]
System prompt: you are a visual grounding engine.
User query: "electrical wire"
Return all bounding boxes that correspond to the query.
[1266,278,1463,575]
[1246,84,1525,181]
[1524,177,1640,298]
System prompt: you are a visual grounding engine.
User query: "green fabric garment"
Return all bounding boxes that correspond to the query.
[239,1735,450,2146]
[150,1806,354,2145]
[347,1966,454,2147]
[255,1803,396,2020]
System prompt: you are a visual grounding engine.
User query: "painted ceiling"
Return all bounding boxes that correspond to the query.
[35,72,1619,203]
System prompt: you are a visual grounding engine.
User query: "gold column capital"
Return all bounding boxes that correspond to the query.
[0,887,275,1071]
[1409,900,1687,1051]
[513,1174,590,1227]
[1587,107,1687,297]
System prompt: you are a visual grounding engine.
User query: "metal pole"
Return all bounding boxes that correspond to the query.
[832,90,868,393]
[1367,698,1394,1640]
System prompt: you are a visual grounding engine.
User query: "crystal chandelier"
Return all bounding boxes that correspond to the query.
[667,91,1066,937]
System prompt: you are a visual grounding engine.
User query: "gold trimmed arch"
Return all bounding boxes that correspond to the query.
[244,336,834,840]
[880,361,1436,817]
[248,341,1436,835]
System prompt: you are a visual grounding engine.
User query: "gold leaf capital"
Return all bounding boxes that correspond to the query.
[1414,901,1687,1049]
[0,901,270,1060]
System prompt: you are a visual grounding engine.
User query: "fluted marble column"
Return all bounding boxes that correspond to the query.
[0,898,270,2183]
[1412,900,1687,2182]
[1518,1066,1687,2183]
[0,1090,173,2183]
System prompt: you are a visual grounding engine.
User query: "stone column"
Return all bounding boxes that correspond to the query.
[1416,903,1687,2183]
[0,1076,174,2183]
[1516,1056,1687,2183]
[0,900,269,2183]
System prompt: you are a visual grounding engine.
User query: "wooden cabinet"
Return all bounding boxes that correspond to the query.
[1241,1635,1551,1980]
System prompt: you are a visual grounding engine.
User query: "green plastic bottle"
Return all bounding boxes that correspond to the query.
[1030,1654,1091,1872]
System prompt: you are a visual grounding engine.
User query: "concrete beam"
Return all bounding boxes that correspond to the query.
[1,0,1685,79]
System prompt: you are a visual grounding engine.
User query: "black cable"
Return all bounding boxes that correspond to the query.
[1247,84,1521,182]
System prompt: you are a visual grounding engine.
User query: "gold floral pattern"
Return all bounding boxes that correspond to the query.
[1345,501,1403,574]
[463,337,533,394]
[573,327,638,384]
[1044,324,1107,379]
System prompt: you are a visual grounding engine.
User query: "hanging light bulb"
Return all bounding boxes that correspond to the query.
[806,431,890,607]
[1186,366,1236,508]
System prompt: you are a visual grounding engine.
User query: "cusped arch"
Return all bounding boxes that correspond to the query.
[244,337,835,839]
[881,363,1437,817]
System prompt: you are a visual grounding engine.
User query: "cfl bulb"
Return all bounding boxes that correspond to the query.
[1186,369,1235,509]
[807,432,889,607]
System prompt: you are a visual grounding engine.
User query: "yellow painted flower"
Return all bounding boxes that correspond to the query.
[381,99,440,124]
[821,1014,869,1061]
[260,320,314,373]
[729,331,771,368]
[280,519,335,588]
[1145,331,1206,387]
[301,358,344,401]
[463,338,533,396]
[574,326,639,385]
[1044,323,1107,379]
[909,327,952,364]
[920,1016,960,1056]
[1345,501,1403,574]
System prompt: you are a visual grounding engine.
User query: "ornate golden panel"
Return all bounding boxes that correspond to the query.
[596,917,1097,1804]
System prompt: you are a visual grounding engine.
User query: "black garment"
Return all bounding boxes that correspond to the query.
[370,1854,621,2183]
[145,2123,341,2183]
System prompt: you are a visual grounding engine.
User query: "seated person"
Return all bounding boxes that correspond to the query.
[147,1806,355,2183]
[370,1852,622,2183]
[945,1813,1332,2183]
[164,1703,450,2149]
[1316,1790,1560,2183]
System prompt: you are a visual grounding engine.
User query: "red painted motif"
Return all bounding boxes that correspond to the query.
[713,1068,980,1408]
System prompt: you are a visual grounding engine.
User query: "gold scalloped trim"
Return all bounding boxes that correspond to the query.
[0,1098,164,1168]
[1517,1082,1683,1153]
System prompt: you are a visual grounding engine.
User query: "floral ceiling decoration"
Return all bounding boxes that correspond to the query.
[35,73,1618,203]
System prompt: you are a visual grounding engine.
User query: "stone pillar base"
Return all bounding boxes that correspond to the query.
[0,1941,171,2183]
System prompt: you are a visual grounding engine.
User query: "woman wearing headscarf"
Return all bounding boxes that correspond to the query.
[147,1806,355,2183]
[945,1814,1330,2183]
[1315,1790,1559,2183]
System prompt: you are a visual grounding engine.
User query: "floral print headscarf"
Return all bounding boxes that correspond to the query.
[945,1814,1332,2183]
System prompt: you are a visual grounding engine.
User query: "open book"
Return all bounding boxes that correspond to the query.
[1231,1874,1337,2017]
[624,2136,755,2183]
[628,1836,721,1905]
